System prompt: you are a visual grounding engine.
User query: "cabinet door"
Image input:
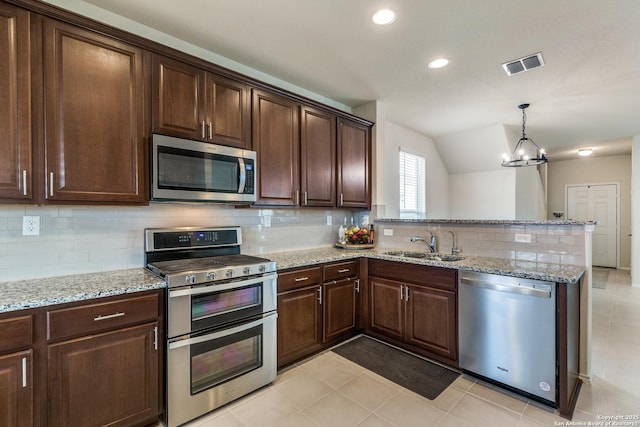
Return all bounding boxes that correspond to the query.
[337,118,370,208]
[405,285,457,360]
[277,286,322,367]
[48,323,159,427]
[0,350,32,427]
[0,3,32,202]
[252,89,300,206]
[43,19,146,203]
[323,278,356,342]
[152,55,204,140]
[300,105,336,206]
[205,73,250,148]
[369,277,404,341]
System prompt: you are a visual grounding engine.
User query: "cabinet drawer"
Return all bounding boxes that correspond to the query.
[47,293,159,341]
[324,260,358,282]
[368,259,456,291]
[278,267,322,292]
[0,315,32,353]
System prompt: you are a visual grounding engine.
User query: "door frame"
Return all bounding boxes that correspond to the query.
[564,181,620,269]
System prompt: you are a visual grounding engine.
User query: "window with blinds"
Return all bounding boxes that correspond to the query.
[399,151,426,219]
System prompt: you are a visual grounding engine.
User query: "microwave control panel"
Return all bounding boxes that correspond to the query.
[244,160,254,194]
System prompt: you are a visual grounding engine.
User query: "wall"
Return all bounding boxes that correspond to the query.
[352,101,449,220]
[382,123,450,219]
[450,169,516,219]
[0,205,364,282]
[547,155,632,269]
[633,137,640,286]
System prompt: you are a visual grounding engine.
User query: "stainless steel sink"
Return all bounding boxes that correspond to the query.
[383,251,464,262]
[383,251,427,258]
[428,254,465,262]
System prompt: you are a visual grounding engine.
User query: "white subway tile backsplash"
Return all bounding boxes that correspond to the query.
[376,222,588,267]
[0,205,357,281]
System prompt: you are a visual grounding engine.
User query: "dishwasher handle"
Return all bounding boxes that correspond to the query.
[460,277,552,298]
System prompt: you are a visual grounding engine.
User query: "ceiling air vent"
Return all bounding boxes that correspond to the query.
[502,52,544,76]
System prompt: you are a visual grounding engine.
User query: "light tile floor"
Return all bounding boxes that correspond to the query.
[185,269,640,427]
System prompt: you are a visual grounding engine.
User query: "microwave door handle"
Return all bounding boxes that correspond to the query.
[238,158,246,193]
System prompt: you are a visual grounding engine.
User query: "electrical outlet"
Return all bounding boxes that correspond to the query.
[326,215,332,226]
[515,233,532,243]
[23,216,40,236]
[383,228,393,236]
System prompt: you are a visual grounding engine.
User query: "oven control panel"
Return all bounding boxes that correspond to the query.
[145,227,242,251]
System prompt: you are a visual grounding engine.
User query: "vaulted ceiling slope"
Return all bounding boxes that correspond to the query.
[70,0,638,166]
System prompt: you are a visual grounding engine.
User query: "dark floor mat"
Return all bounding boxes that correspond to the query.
[332,336,459,400]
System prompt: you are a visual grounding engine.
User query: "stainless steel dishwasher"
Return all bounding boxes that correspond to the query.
[458,271,556,406]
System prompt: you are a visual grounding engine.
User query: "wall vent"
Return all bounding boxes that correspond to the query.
[502,52,545,76]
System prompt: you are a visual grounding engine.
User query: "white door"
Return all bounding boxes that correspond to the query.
[566,184,618,268]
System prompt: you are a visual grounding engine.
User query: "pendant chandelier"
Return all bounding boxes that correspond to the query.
[501,103,548,167]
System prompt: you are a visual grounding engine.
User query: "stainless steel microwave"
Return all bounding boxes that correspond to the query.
[151,134,256,204]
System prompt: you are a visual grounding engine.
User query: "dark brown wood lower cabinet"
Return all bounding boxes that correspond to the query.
[323,278,357,342]
[0,350,32,427]
[48,322,159,427]
[368,274,457,365]
[369,277,404,341]
[405,285,457,360]
[277,286,322,367]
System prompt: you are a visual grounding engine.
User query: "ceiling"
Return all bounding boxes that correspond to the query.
[79,0,638,169]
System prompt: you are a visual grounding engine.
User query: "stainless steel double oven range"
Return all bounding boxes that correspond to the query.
[145,226,277,427]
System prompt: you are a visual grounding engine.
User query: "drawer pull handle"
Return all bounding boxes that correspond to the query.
[294,277,309,282]
[93,312,125,321]
[337,268,350,273]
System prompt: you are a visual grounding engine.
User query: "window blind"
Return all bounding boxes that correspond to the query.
[399,151,426,219]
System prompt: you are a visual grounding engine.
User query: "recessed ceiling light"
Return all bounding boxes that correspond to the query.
[428,58,449,69]
[578,148,593,156]
[372,9,396,25]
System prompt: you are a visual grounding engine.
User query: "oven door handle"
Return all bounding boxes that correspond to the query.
[168,273,278,298]
[169,312,276,350]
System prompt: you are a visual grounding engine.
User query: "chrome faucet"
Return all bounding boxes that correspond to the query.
[448,230,461,255]
[410,232,437,253]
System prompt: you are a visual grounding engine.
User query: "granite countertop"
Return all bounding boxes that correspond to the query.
[1,246,584,314]
[374,218,597,226]
[264,247,585,284]
[0,269,165,314]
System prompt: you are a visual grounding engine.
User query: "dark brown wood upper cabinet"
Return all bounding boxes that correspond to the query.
[205,73,250,149]
[0,2,33,203]
[300,105,336,207]
[153,55,250,149]
[252,89,300,206]
[337,118,371,209]
[42,18,147,203]
[152,55,202,139]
